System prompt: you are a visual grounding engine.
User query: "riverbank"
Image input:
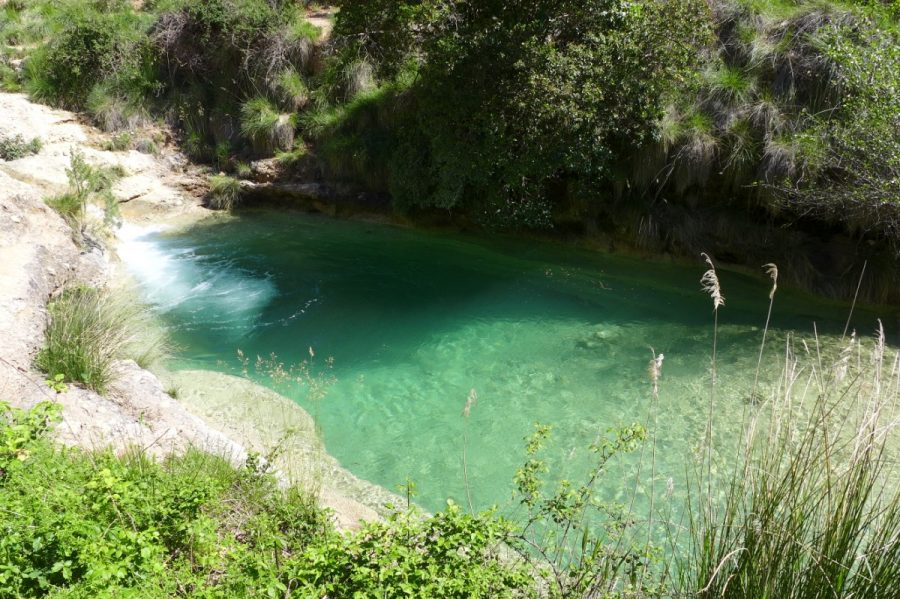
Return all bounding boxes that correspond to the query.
[0,91,395,529]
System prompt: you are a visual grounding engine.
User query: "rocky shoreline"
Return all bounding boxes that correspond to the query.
[0,92,395,530]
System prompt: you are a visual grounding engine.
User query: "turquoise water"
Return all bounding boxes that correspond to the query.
[120,212,889,513]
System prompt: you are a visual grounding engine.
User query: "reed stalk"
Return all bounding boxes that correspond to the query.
[751,264,778,402]
[700,253,725,506]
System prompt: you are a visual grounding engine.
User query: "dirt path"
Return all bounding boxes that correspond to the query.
[0,92,390,529]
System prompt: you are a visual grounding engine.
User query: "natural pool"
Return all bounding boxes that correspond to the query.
[119,211,890,514]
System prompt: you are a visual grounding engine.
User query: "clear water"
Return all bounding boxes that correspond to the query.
[120,212,891,514]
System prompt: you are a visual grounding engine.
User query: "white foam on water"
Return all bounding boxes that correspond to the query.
[117,223,277,336]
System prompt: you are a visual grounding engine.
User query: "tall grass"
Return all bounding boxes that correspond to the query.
[35,286,165,394]
[681,314,900,597]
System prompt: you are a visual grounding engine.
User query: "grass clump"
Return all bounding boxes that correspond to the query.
[86,83,148,132]
[275,68,309,111]
[287,17,321,44]
[706,64,756,105]
[207,174,242,211]
[240,97,296,155]
[44,191,84,224]
[35,286,136,393]
[275,143,309,167]
[101,131,134,152]
[133,136,160,155]
[0,133,41,160]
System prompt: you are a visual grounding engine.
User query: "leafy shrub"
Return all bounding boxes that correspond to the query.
[0,134,41,160]
[291,503,532,597]
[325,0,712,227]
[0,402,329,597]
[507,423,663,597]
[0,402,527,597]
[25,4,157,109]
[0,401,59,480]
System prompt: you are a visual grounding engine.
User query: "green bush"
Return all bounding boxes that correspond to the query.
[0,134,41,160]
[25,4,156,109]
[0,402,529,597]
[0,402,329,597]
[291,503,532,597]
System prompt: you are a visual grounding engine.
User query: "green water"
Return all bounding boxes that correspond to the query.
[120,212,889,513]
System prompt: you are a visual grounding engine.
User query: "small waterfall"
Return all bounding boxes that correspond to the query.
[117,223,277,341]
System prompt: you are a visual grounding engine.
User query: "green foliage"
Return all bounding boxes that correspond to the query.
[291,504,532,597]
[8,0,899,252]
[0,134,42,160]
[240,97,294,154]
[44,374,68,394]
[44,192,84,224]
[86,83,147,132]
[706,64,756,105]
[275,144,309,167]
[0,404,329,597]
[0,403,531,597]
[286,16,321,44]
[207,174,242,211]
[101,132,134,152]
[25,2,157,110]
[152,0,308,157]
[44,150,123,231]
[771,16,900,242]
[275,68,309,111]
[0,401,59,480]
[329,0,711,227]
[34,286,161,394]
[509,423,662,598]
